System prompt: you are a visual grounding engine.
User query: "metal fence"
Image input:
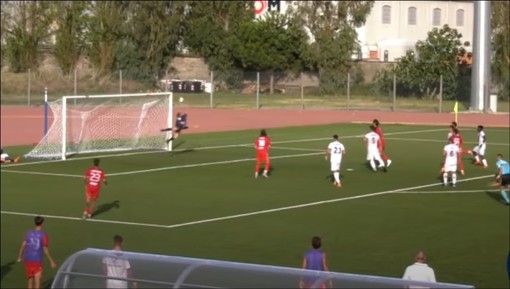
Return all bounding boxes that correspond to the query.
[167,69,480,113]
[1,65,505,113]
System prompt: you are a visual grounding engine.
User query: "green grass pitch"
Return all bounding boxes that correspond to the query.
[1,123,509,288]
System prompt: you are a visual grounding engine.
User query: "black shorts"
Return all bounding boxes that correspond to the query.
[501,174,510,186]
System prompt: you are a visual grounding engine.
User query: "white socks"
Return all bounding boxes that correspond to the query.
[443,173,457,185]
[333,172,340,184]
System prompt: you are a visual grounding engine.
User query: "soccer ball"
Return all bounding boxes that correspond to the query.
[179,97,184,103]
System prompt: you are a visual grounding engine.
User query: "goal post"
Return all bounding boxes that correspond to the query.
[25,92,174,160]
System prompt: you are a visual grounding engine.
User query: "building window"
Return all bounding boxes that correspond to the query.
[382,5,391,24]
[456,9,464,27]
[408,7,417,25]
[432,8,441,26]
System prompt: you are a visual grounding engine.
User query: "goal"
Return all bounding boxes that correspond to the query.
[25,93,173,160]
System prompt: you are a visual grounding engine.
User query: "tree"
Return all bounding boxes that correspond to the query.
[52,1,88,76]
[3,1,53,73]
[491,1,510,99]
[114,1,188,85]
[289,1,374,94]
[230,12,309,93]
[375,25,466,100]
[84,1,128,81]
[183,1,254,89]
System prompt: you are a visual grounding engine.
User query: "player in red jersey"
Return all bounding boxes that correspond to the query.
[83,158,107,219]
[254,129,271,178]
[372,119,392,167]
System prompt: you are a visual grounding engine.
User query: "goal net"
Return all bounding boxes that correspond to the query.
[52,248,475,289]
[25,93,173,160]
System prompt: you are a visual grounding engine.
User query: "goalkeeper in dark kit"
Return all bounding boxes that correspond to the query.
[161,112,188,143]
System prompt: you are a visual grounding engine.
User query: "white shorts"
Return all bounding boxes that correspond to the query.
[367,150,382,161]
[473,143,486,156]
[330,160,341,172]
[444,163,457,173]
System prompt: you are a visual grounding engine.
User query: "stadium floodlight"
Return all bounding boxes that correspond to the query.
[25,93,173,160]
[52,248,475,289]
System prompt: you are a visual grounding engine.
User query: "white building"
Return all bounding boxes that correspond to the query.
[254,0,474,62]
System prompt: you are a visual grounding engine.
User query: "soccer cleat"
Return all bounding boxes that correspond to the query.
[386,159,392,167]
[87,214,92,219]
[483,165,488,169]
[460,170,465,176]
[255,172,258,178]
[262,172,269,178]
[82,212,87,220]
[452,184,456,187]
[14,156,20,163]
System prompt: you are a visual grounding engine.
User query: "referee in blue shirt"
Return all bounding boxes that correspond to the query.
[495,153,510,205]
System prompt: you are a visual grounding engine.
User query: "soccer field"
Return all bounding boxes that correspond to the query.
[1,123,509,288]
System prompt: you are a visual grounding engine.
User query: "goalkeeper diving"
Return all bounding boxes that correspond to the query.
[161,112,188,143]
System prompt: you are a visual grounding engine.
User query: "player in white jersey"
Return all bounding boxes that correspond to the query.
[443,139,460,187]
[469,125,488,168]
[325,134,346,187]
[102,235,136,289]
[364,125,386,172]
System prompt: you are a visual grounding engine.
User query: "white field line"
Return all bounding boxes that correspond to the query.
[108,152,323,177]
[398,190,488,194]
[1,151,324,178]
[270,146,324,152]
[385,137,509,146]
[4,128,444,168]
[0,175,492,229]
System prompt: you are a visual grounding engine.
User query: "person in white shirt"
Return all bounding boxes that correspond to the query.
[0,148,20,164]
[469,125,488,168]
[102,235,136,289]
[443,139,460,187]
[364,125,386,172]
[402,251,436,288]
[325,134,346,188]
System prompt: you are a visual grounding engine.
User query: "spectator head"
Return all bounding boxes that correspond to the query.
[415,251,427,263]
[113,235,123,247]
[93,158,100,166]
[311,236,322,249]
[34,216,45,226]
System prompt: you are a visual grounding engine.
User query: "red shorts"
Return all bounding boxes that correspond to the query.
[86,187,100,200]
[304,282,327,289]
[256,152,269,162]
[24,261,42,279]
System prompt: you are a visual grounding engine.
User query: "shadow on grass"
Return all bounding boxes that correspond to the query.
[1,261,16,281]
[485,191,508,205]
[42,277,54,289]
[93,200,120,218]
[169,141,196,156]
